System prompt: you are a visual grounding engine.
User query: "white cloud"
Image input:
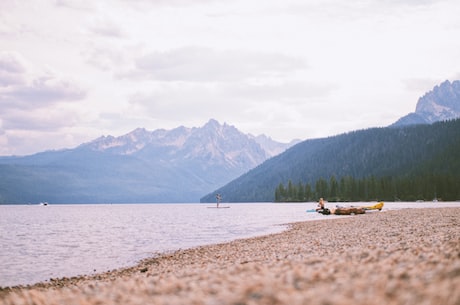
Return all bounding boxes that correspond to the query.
[54,0,95,10]
[377,0,444,7]
[0,51,87,152]
[0,52,26,74]
[1,75,86,110]
[1,0,460,155]
[88,19,125,38]
[2,106,81,131]
[403,78,444,93]
[223,81,337,101]
[84,46,127,71]
[0,52,27,86]
[120,47,307,82]
[0,52,86,110]
[118,0,221,9]
[126,80,338,138]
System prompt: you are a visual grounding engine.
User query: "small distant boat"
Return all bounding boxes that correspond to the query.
[39,202,48,206]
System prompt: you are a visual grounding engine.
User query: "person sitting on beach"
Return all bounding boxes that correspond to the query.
[316,198,331,215]
[316,198,325,211]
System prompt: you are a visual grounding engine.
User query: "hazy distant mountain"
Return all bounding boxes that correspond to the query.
[0,120,297,204]
[392,80,460,126]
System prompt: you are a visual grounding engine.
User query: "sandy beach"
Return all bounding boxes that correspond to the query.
[1,207,459,305]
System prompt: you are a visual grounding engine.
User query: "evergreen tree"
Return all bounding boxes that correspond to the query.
[315,178,328,199]
[297,182,305,202]
[305,184,313,201]
[329,176,339,201]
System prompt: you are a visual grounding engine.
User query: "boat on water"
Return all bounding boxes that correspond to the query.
[39,202,48,206]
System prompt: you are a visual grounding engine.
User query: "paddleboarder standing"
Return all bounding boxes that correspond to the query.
[216,193,222,208]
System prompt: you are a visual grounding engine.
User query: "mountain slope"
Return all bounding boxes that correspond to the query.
[201,119,460,202]
[0,120,296,204]
[392,80,460,126]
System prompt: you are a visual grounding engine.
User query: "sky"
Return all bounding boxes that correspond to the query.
[1,0,460,156]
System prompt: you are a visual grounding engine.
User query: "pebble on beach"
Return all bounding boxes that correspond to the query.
[1,207,459,305]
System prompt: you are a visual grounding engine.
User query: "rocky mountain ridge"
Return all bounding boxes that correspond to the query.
[81,119,297,169]
[0,120,298,203]
[392,80,460,126]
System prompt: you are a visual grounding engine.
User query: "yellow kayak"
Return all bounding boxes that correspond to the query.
[362,202,384,211]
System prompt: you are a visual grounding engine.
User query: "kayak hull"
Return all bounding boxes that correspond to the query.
[362,202,384,210]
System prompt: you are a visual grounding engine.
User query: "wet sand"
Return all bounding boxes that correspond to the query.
[1,207,459,305]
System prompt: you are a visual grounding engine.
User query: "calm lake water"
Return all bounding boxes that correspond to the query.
[1,201,459,287]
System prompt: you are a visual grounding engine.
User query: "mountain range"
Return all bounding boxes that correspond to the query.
[201,118,460,202]
[0,120,297,203]
[1,79,459,204]
[201,80,460,202]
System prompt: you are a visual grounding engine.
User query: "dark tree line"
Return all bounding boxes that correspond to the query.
[274,174,459,202]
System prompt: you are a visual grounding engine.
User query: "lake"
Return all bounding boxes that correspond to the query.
[1,201,458,287]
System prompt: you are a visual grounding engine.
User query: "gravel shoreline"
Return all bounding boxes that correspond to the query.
[1,207,459,305]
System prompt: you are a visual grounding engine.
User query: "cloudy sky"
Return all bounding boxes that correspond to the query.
[1,0,460,155]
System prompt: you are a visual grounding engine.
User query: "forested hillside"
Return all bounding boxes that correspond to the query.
[201,119,460,202]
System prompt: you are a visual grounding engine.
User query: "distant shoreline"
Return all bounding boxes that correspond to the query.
[2,207,459,304]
